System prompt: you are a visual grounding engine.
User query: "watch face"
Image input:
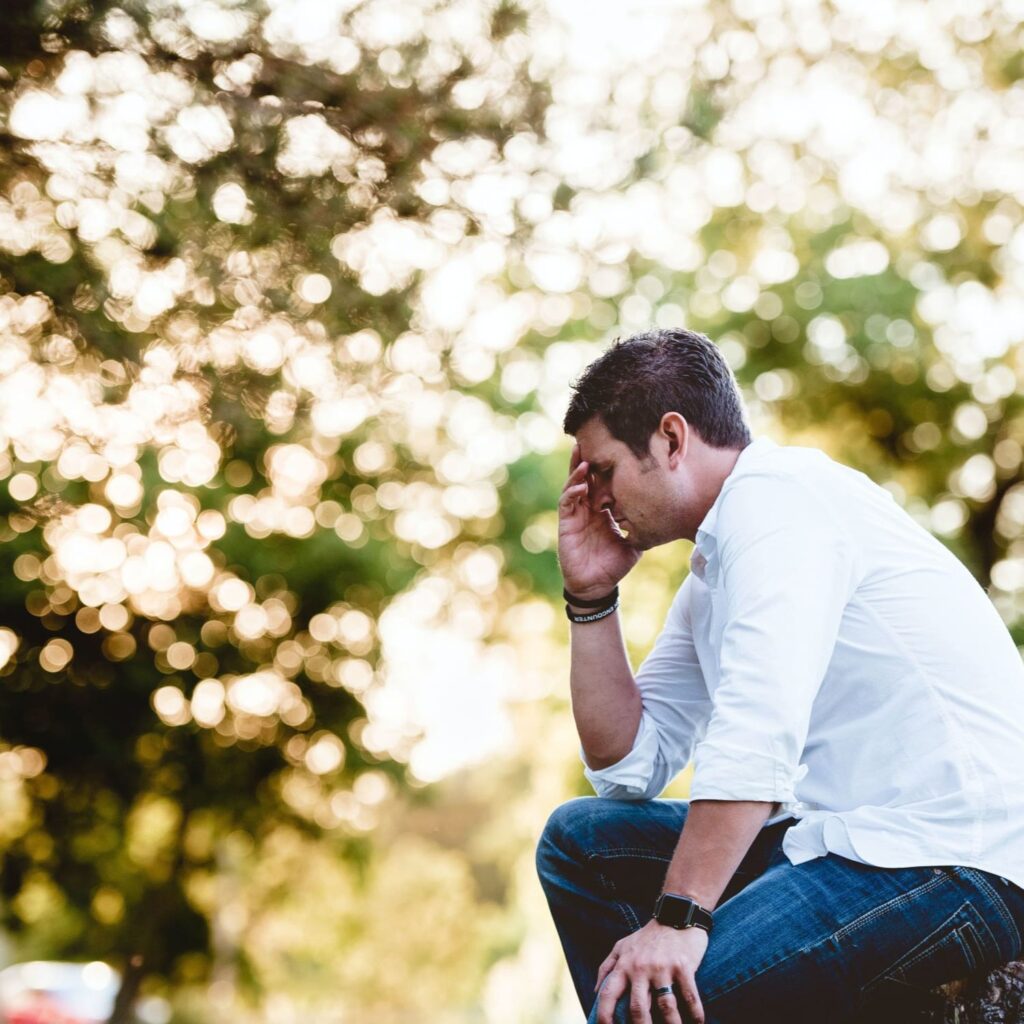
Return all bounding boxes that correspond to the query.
[656,894,692,928]
[655,894,712,931]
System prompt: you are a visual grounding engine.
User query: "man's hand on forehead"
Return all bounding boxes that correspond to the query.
[558,439,640,598]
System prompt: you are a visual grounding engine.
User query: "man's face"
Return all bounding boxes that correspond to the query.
[575,416,680,551]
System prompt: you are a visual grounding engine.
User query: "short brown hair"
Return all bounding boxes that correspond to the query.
[563,328,752,457]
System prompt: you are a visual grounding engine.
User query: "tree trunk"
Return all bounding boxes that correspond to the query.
[108,953,144,1024]
[106,809,193,1023]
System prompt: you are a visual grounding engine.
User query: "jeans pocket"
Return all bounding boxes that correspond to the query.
[863,901,993,998]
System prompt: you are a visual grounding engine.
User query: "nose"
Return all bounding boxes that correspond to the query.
[587,472,613,513]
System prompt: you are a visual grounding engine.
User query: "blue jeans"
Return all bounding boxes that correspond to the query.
[536,797,1024,1023]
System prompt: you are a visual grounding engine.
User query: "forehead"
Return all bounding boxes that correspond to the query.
[575,417,629,464]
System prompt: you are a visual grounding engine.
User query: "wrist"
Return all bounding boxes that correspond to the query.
[663,887,718,911]
[563,583,620,624]
[567,601,611,616]
[562,582,618,605]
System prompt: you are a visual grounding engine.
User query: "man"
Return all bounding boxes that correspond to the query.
[536,328,1024,1024]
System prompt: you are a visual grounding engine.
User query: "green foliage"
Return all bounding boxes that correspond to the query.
[4,1,1024,1020]
[0,0,550,1012]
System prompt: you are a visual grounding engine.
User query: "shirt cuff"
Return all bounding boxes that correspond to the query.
[689,739,809,804]
[581,712,661,798]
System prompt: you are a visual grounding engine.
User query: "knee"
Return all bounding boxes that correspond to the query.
[535,797,593,873]
[537,796,634,889]
[535,796,677,878]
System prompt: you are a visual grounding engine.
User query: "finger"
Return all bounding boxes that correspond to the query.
[561,467,589,500]
[596,969,628,1024]
[595,951,619,992]
[629,976,652,1024]
[565,458,589,486]
[559,482,588,510]
[673,970,704,1024]
[652,978,683,1024]
[561,462,589,500]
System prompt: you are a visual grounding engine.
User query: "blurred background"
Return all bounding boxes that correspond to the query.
[1,0,1023,1020]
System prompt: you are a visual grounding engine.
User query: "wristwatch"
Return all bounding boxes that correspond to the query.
[652,892,714,933]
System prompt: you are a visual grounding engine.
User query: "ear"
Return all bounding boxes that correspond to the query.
[659,412,689,468]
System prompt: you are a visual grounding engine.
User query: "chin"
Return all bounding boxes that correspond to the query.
[625,531,650,551]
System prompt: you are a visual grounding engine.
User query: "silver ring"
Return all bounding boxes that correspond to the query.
[653,985,674,998]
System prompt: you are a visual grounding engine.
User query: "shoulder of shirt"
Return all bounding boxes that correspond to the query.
[726,445,830,490]
[691,442,870,587]
[701,442,840,540]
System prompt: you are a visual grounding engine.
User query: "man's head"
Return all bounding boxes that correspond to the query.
[563,328,751,547]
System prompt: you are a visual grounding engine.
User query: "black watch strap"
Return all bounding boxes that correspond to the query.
[652,892,714,933]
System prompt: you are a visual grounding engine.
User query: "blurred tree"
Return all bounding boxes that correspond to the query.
[495,0,1024,645]
[6,1,1024,1021]
[0,0,549,1017]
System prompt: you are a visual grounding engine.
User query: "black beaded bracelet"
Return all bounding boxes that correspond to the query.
[565,599,620,624]
[562,585,619,610]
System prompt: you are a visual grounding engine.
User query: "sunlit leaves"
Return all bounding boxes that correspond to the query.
[0,0,550,1008]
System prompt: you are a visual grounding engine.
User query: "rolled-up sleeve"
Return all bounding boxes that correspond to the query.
[689,472,861,805]
[582,575,713,800]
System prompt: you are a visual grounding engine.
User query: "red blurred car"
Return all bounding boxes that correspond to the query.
[0,962,118,1024]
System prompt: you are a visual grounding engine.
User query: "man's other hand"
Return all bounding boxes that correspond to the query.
[594,919,709,1024]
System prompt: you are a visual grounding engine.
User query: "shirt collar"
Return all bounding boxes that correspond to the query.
[690,436,778,584]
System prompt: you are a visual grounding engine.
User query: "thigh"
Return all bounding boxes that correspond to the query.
[698,856,1024,1024]
[540,798,794,917]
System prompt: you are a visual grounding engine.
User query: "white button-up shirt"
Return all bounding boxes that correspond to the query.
[584,437,1024,888]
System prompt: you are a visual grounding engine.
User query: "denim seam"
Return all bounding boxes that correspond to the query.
[863,903,974,993]
[596,872,642,932]
[955,867,1020,954]
[587,851,671,932]
[897,927,974,979]
[709,874,950,1003]
[960,922,988,972]
[832,872,949,942]
[589,848,675,860]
